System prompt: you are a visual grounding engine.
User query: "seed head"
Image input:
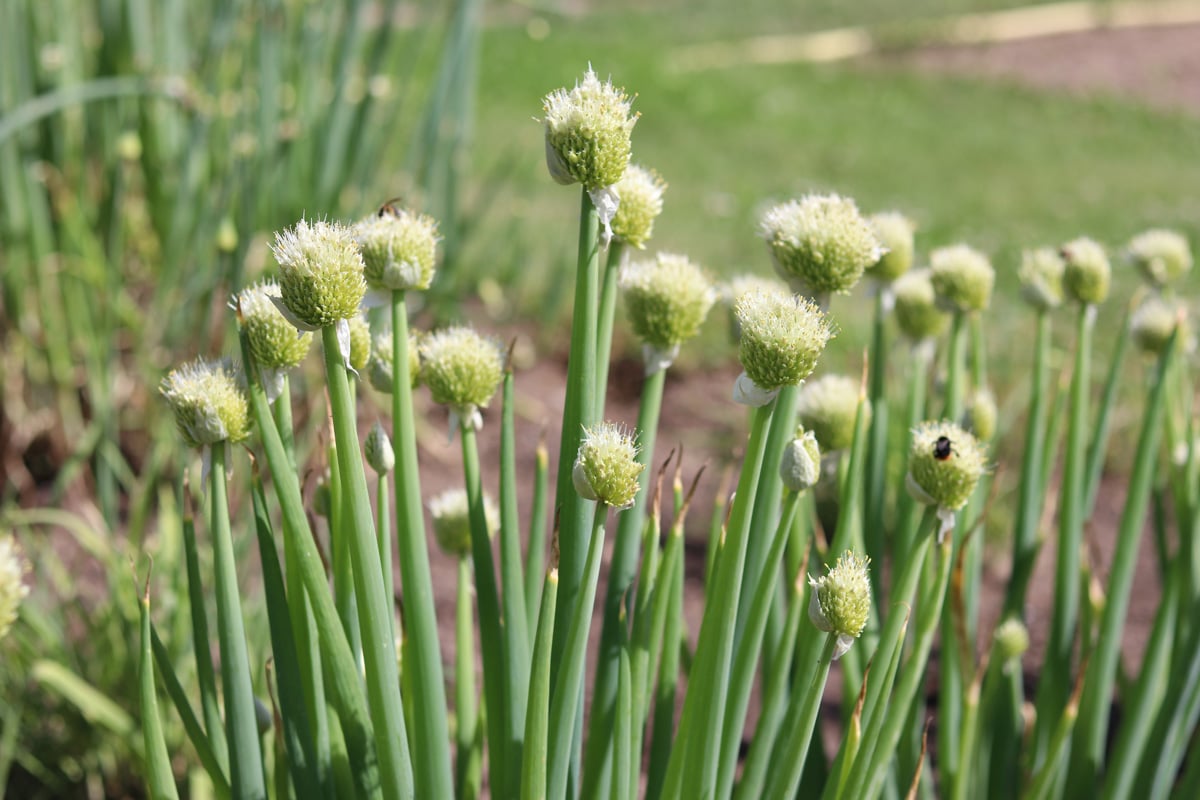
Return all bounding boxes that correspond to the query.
[796,375,867,452]
[1125,229,1192,287]
[808,550,871,658]
[1061,237,1111,306]
[930,244,994,313]
[734,288,834,393]
[271,219,366,329]
[541,67,638,190]
[620,252,715,351]
[0,536,30,642]
[348,316,372,373]
[1131,296,1185,355]
[420,327,504,416]
[1018,248,1065,312]
[963,387,997,442]
[429,488,499,557]
[369,328,423,394]
[893,269,950,343]
[352,207,440,292]
[365,421,395,475]
[160,359,252,448]
[760,194,884,296]
[572,422,644,508]
[780,428,822,493]
[611,165,666,249]
[237,280,313,370]
[994,617,1030,664]
[866,211,915,282]
[907,420,987,511]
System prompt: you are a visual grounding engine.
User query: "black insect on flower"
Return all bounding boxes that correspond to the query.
[934,435,954,461]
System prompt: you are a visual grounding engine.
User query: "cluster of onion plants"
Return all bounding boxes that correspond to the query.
[132,67,1199,800]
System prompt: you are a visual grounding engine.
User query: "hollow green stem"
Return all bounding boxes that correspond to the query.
[456,557,482,800]
[522,570,559,800]
[139,580,182,800]
[595,239,625,408]
[942,312,967,421]
[525,440,550,631]
[500,366,532,776]
[764,634,839,800]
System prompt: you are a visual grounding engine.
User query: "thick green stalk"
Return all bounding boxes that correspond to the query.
[646,522,684,800]
[1026,695,1079,800]
[1065,331,1177,794]
[139,580,181,800]
[456,557,482,800]
[547,505,610,800]
[273,373,297,467]
[321,324,413,800]
[390,292,454,799]
[611,648,633,800]
[582,366,666,797]
[525,439,550,631]
[1083,301,1132,516]
[375,475,394,632]
[180,496,227,770]
[942,312,967,420]
[763,634,839,800]
[522,570,559,800]
[594,239,625,408]
[207,445,267,799]
[864,286,891,594]
[329,445,361,661]
[894,345,933,561]
[500,366,532,771]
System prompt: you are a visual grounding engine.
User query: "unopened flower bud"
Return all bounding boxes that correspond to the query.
[271,219,366,329]
[734,288,834,400]
[0,536,30,642]
[368,329,423,394]
[620,253,715,362]
[572,422,643,508]
[365,422,395,475]
[1061,237,1110,306]
[760,194,883,297]
[353,206,440,292]
[237,281,314,371]
[808,550,871,659]
[1125,229,1192,287]
[866,212,915,282]
[1131,296,1185,355]
[796,375,868,453]
[160,359,251,448]
[420,327,504,422]
[994,617,1030,664]
[1018,248,1065,312]
[780,429,821,493]
[893,269,950,343]
[611,165,666,249]
[430,488,499,556]
[963,387,997,442]
[541,67,637,191]
[930,244,994,313]
[907,420,987,512]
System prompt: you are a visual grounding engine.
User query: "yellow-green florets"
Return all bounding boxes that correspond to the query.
[735,289,834,392]
[994,617,1030,664]
[272,219,367,329]
[930,244,994,313]
[368,329,422,394]
[907,420,987,511]
[352,207,440,292]
[160,359,252,448]
[1131,296,1185,355]
[0,536,29,642]
[963,387,998,442]
[1018,248,1065,312]
[1061,237,1111,306]
[866,211,915,282]
[1125,229,1192,287]
[572,422,644,508]
[892,269,950,343]
[237,280,313,369]
[760,194,884,296]
[542,67,638,190]
[611,165,666,249]
[796,375,868,452]
[365,421,395,475]
[348,316,372,372]
[809,551,871,657]
[780,429,822,493]
[420,327,504,415]
[620,252,715,351]
[429,488,499,556]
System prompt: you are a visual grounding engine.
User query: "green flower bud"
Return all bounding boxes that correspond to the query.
[368,329,423,394]
[353,206,440,292]
[1061,237,1110,306]
[734,288,834,400]
[1126,229,1192,287]
[994,617,1030,665]
[271,219,367,329]
[348,316,372,372]
[216,218,238,254]
[429,488,499,557]
[541,67,637,191]
[930,244,994,313]
[1018,248,1065,312]
[760,194,883,297]
[808,550,871,658]
[237,280,313,371]
[572,421,644,508]
[160,359,252,448]
[796,375,868,452]
[620,252,715,362]
[365,421,395,475]
[420,327,504,422]
[611,165,666,249]
[1131,296,1185,355]
[907,421,987,512]
[963,387,997,442]
[866,211,915,282]
[0,536,30,642]
[893,269,950,343]
[780,429,821,493]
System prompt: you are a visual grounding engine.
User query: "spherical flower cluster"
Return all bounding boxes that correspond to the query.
[796,374,867,452]
[1131,296,1184,355]
[620,252,715,358]
[0,536,29,642]
[369,329,422,394]
[994,617,1030,665]
[759,194,884,297]
[930,244,994,313]
[348,316,372,373]
[1125,229,1192,287]
[352,206,439,292]
[866,211,915,282]
[271,219,366,329]
[734,288,834,399]
[611,165,666,249]
[907,420,987,512]
[893,270,950,343]
[1061,237,1111,306]
[808,550,871,659]
[542,67,637,191]
[160,359,251,448]
[420,327,504,421]
[780,428,821,493]
[237,281,313,371]
[963,387,997,442]
[572,422,644,508]
[365,421,395,475]
[429,488,499,557]
[1018,248,1065,312]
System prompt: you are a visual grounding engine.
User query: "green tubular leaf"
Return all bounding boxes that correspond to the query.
[525,440,550,631]
[646,517,685,800]
[500,365,532,778]
[456,558,483,800]
[522,570,559,800]
[139,583,181,800]
[180,497,228,768]
[763,634,839,800]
